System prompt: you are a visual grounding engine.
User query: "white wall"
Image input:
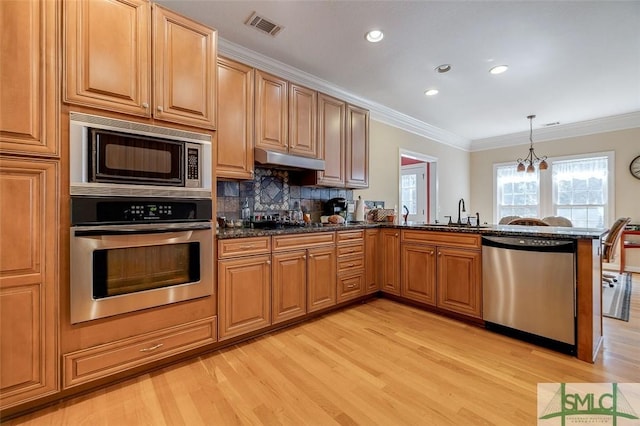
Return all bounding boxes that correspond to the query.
[355,120,471,223]
[470,126,640,270]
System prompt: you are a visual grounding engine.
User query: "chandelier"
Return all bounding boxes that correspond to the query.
[516,115,548,173]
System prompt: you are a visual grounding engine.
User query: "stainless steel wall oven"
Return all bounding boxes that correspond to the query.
[70,196,213,324]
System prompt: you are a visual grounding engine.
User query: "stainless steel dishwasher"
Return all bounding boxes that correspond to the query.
[482,235,576,354]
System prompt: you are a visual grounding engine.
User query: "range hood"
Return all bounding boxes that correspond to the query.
[254,148,325,171]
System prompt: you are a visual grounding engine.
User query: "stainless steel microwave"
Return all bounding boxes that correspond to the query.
[69,112,212,198]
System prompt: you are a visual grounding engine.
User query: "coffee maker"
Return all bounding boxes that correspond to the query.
[324,197,347,217]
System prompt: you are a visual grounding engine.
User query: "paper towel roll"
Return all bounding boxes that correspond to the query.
[355,196,365,222]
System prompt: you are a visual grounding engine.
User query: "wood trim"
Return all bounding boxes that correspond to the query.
[576,238,602,363]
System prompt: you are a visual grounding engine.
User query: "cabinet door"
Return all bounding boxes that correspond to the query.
[401,244,437,305]
[64,0,151,117]
[218,255,271,340]
[288,84,318,158]
[437,247,482,318]
[216,57,254,179]
[255,70,288,152]
[345,104,369,188]
[0,0,58,156]
[316,93,345,187]
[365,229,379,294]
[380,230,401,295]
[0,158,58,410]
[307,246,337,313]
[153,4,216,129]
[271,250,307,324]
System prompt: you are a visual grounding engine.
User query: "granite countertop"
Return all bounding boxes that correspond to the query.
[216,222,607,240]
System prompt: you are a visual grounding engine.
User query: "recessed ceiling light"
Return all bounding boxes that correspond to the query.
[365,30,384,43]
[424,89,439,96]
[435,64,451,73]
[489,65,509,74]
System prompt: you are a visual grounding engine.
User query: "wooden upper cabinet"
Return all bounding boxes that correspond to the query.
[346,104,369,188]
[64,0,217,129]
[316,93,346,187]
[152,4,216,129]
[0,0,59,156]
[64,0,151,117]
[0,158,59,410]
[288,84,318,158]
[255,70,288,152]
[216,57,254,179]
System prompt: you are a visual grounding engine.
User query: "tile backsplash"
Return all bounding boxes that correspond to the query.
[217,168,355,223]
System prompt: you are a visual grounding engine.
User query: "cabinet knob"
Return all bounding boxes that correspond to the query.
[266,260,271,265]
[303,255,307,260]
[429,251,434,256]
[395,233,399,237]
[309,254,314,258]
[142,102,149,109]
[438,251,442,256]
[157,106,164,112]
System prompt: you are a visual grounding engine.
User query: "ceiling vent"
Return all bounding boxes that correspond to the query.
[245,12,283,37]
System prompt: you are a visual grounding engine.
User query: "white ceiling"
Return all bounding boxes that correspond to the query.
[157,0,640,150]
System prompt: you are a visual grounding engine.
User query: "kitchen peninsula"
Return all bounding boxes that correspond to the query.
[217,222,606,364]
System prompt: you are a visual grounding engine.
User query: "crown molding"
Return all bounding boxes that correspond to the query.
[219,38,471,151]
[470,111,640,152]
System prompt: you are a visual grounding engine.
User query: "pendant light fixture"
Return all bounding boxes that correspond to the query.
[516,115,548,173]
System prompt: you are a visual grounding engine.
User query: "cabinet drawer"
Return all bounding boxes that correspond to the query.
[401,230,481,249]
[63,317,217,388]
[337,255,365,273]
[337,272,364,303]
[218,237,271,258]
[337,230,364,243]
[272,232,335,251]
[337,243,364,257]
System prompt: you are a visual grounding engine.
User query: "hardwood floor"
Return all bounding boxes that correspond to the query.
[6,274,640,425]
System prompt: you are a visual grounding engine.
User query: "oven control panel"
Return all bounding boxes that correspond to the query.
[71,197,212,225]
[127,203,174,221]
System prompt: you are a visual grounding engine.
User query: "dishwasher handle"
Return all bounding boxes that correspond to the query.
[482,236,575,253]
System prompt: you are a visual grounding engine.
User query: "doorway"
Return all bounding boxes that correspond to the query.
[399,150,437,224]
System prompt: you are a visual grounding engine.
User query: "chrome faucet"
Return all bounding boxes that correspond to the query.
[457,198,466,225]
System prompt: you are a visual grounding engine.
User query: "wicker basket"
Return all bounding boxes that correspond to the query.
[370,208,395,222]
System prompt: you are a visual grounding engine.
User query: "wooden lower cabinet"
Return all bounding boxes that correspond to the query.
[63,317,217,388]
[307,246,337,313]
[272,250,307,324]
[0,158,58,410]
[380,229,401,295]
[336,230,365,303]
[400,231,482,319]
[218,254,271,340]
[401,243,437,305]
[364,229,379,294]
[436,247,482,318]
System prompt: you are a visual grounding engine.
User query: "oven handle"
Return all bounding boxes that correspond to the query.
[73,223,212,237]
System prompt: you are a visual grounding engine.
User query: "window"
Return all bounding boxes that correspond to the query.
[494,152,614,228]
[552,157,608,228]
